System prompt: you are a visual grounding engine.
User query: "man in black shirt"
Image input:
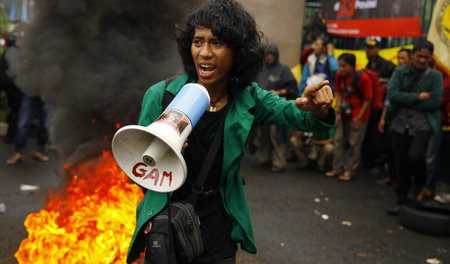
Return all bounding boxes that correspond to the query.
[362,37,396,176]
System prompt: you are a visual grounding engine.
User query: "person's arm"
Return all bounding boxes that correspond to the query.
[378,105,388,133]
[326,43,339,75]
[410,72,443,111]
[388,67,423,106]
[299,64,310,96]
[272,79,298,100]
[296,80,334,122]
[353,73,373,129]
[253,82,335,132]
[353,99,371,129]
[300,46,313,65]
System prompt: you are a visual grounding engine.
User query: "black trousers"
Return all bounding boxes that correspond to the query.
[361,109,384,168]
[392,130,432,204]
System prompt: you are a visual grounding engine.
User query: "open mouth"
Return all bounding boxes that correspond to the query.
[199,64,216,77]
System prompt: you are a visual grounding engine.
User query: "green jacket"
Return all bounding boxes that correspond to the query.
[127,75,336,263]
[387,64,443,134]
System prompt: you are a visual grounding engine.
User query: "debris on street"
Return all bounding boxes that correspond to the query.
[341,220,352,226]
[20,184,40,191]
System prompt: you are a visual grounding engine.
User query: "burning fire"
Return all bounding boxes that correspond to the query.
[15,151,144,263]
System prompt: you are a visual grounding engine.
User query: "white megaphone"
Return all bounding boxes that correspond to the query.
[112,83,210,193]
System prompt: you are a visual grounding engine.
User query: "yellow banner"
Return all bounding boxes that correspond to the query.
[334,45,413,70]
[291,45,413,82]
[427,0,450,75]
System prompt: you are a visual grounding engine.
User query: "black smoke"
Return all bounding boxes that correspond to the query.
[14,0,200,164]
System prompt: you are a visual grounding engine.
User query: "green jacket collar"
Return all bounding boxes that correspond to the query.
[167,74,257,114]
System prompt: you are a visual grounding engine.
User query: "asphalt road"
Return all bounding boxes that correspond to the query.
[0,137,449,264]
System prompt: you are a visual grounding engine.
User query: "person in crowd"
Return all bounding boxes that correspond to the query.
[5,35,50,164]
[290,127,335,172]
[298,35,338,96]
[302,30,314,51]
[365,37,396,86]
[125,1,335,263]
[255,43,298,173]
[6,95,51,164]
[0,33,23,143]
[325,53,372,181]
[362,36,396,176]
[386,41,443,215]
[376,48,412,185]
[396,48,412,66]
[309,11,327,40]
[418,59,450,200]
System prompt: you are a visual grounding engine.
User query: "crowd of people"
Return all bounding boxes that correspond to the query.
[252,30,449,216]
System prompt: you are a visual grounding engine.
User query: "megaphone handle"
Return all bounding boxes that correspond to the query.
[187,107,228,205]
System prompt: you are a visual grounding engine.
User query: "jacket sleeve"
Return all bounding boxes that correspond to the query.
[138,81,166,126]
[327,54,339,76]
[388,68,421,106]
[410,71,443,111]
[253,84,335,131]
[299,64,310,96]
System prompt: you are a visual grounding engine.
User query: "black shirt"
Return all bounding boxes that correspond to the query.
[366,55,396,84]
[173,102,236,263]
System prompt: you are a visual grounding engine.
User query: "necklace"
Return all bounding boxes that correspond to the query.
[209,92,228,112]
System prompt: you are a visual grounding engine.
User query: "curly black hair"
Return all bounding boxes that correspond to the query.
[175,0,264,90]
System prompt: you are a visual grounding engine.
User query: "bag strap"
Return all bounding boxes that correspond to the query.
[408,67,431,92]
[417,67,431,87]
[166,193,176,264]
[351,70,364,99]
[163,76,228,204]
[187,107,228,205]
[162,76,177,109]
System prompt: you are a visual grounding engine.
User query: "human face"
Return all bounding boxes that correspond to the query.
[365,46,379,59]
[397,50,411,66]
[338,59,354,77]
[313,39,325,56]
[191,27,234,90]
[265,53,276,65]
[411,48,432,71]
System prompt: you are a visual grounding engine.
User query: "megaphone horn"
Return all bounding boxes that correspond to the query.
[112,83,210,193]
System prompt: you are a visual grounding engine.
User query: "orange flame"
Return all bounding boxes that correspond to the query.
[15,151,143,263]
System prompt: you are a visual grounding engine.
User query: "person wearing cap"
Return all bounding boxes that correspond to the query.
[126,1,336,263]
[362,36,396,176]
[365,37,396,83]
[254,43,298,173]
[298,35,338,96]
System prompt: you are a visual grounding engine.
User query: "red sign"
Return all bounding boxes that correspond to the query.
[323,0,422,37]
[326,17,422,37]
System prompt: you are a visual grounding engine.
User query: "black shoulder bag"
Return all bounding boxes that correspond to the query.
[144,78,227,264]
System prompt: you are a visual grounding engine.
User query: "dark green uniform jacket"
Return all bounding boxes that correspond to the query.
[127,75,336,263]
[387,64,443,134]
